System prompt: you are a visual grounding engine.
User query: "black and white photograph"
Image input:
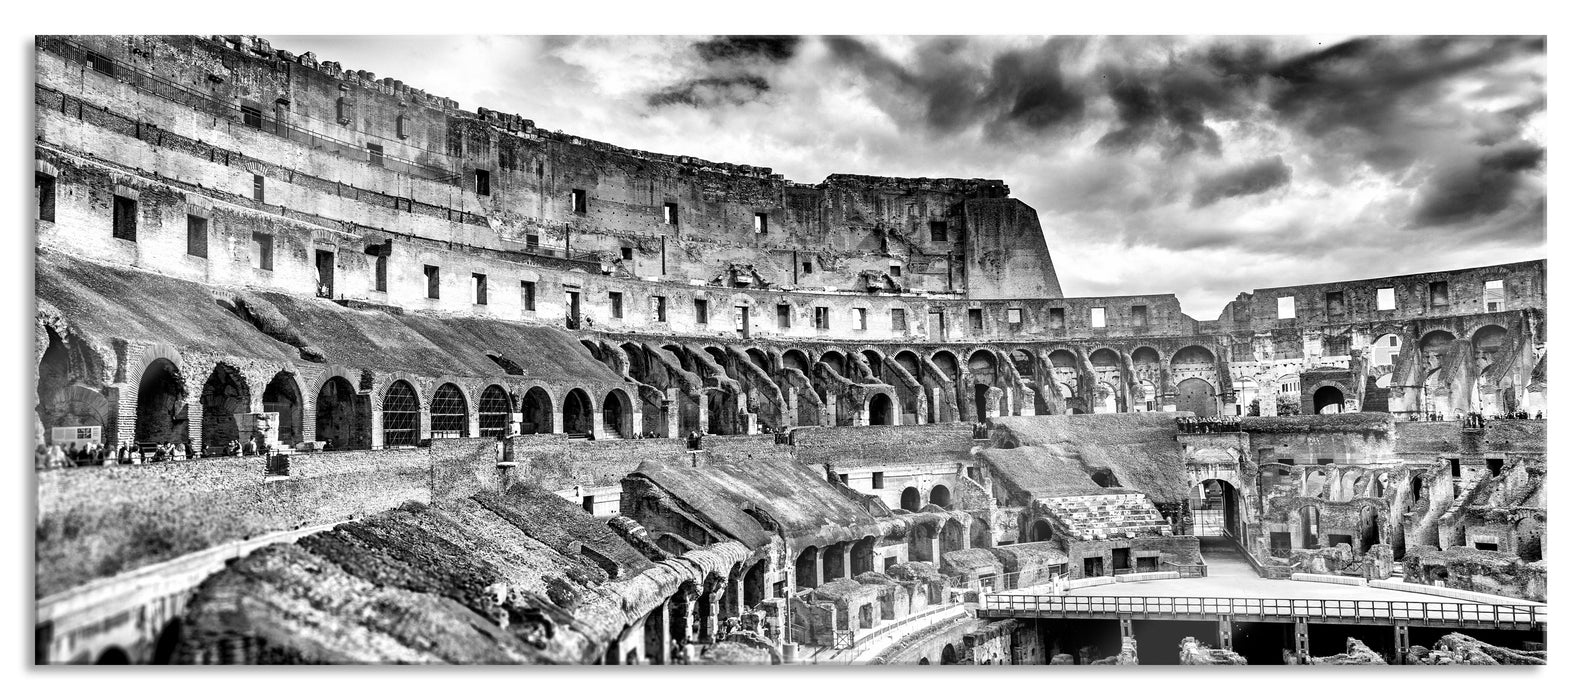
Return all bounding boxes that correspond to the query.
[20,9,1559,680]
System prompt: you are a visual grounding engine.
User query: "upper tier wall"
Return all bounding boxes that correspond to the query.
[37,36,1064,300]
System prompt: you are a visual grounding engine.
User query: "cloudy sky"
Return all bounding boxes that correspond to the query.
[267,35,1546,319]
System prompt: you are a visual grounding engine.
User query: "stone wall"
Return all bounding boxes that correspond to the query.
[36,443,498,598]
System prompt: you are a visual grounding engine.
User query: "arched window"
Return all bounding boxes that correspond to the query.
[430,383,468,437]
[382,380,420,446]
[478,385,511,437]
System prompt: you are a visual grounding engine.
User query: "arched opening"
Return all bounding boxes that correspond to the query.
[971,516,992,548]
[941,643,958,665]
[35,328,111,440]
[314,376,369,450]
[820,545,845,583]
[563,388,594,438]
[96,647,131,665]
[746,348,771,373]
[1175,377,1217,417]
[429,382,469,437]
[908,523,935,563]
[1092,382,1117,414]
[931,351,960,382]
[941,519,964,554]
[1353,471,1380,499]
[918,658,930,665]
[820,350,848,378]
[1130,346,1161,366]
[900,486,921,512]
[522,387,554,434]
[1030,519,1054,542]
[262,372,302,447]
[973,383,991,422]
[782,349,810,376]
[1010,349,1035,377]
[1296,505,1321,550]
[602,389,632,438]
[795,546,819,589]
[894,351,922,381]
[381,380,420,446]
[1191,479,1239,538]
[744,559,768,608]
[930,484,952,509]
[1418,330,1457,369]
[200,364,249,452]
[862,350,884,378]
[478,385,511,438]
[867,393,893,426]
[1033,388,1050,416]
[851,536,876,576]
[1313,385,1345,415]
[135,358,188,445]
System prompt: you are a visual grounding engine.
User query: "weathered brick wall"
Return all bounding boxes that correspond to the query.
[1395,419,1546,457]
[697,434,790,463]
[792,424,975,466]
[35,443,498,598]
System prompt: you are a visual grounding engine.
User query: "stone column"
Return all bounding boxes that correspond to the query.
[703,586,725,643]
[930,535,941,564]
[1392,622,1409,665]
[696,391,710,435]
[813,549,825,586]
[1218,615,1234,651]
[840,542,855,581]
[1293,617,1311,663]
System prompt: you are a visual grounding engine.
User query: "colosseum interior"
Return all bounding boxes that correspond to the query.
[31,35,1547,667]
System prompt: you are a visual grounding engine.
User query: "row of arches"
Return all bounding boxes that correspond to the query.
[54,349,642,452]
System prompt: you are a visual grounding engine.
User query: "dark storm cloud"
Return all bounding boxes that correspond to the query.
[1412,144,1545,227]
[1094,41,1275,158]
[1192,156,1293,208]
[823,36,1086,140]
[1267,36,1545,171]
[694,35,800,63]
[646,75,772,108]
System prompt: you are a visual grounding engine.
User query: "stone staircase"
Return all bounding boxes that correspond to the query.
[1042,493,1171,540]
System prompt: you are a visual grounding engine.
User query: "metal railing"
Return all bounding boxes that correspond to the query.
[979,594,1546,627]
[40,38,460,183]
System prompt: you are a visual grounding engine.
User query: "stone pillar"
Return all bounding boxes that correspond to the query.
[664,388,679,438]
[703,586,724,643]
[930,386,942,423]
[369,408,384,449]
[696,391,709,435]
[656,603,672,664]
[813,550,825,587]
[1393,622,1409,665]
[824,396,837,427]
[729,573,746,618]
[551,402,564,435]
[679,591,699,643]
[930,535,941,564]
[1119,617,1134,640]
[840,542,855,582]
[1293,617,1310,663]
[1218,615,1234,651]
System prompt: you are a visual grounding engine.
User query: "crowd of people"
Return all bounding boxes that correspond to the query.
[1176,415,1242,434]
[1410,409,1542,424]
[34,430,286,470]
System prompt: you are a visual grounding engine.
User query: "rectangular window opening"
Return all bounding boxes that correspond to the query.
[620,246,633,261]
[424,265,440,299]
[815,307,830,330]
[375,254,389,293]
[367,143,384,167]
[754,212,768,234]
[1376,287,1396,311]
[777,303,791,329]
[694,299,708,325]
[802,261,814,275]
[112,195,138,240]
[241,105,262,129]
[969,308,984,332]
[1429,281,1450,308]
[929,221,947,242]
[36,173,56,223]
[853,308,868,331]
[1090,307,1107,328]
[522,281,536,311]
[252,174,265,203]
[1326,291,1345,318]
[251,232,274,271]
[890,308,907,332]
[475,169,491,196]
[1130,305,1147,327]
[473,273,488,305]
[1276,296,1296,319]
[1049,307,1066,330]
[871,472,885,489]
[609,292,623,319]
[1484,279,1506,313]
[571,189,587,214]
[653,296,667,322]
[186,215,208,258]
[664,202,679,226]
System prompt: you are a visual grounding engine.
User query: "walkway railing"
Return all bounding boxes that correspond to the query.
[1162,561,1207,578]
[979,594,1546,628]
[1220,529,1289,579]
